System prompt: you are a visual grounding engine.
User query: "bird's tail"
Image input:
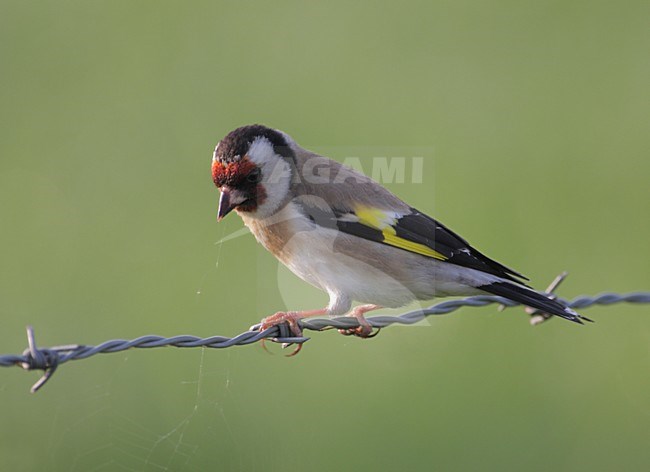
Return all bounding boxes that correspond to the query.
[478,281,592,324]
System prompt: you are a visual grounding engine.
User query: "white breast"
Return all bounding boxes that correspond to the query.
[243,202,422,316]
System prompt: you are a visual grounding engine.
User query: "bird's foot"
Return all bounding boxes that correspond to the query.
[338,304,382,338]
[256,308,327,356]
[258,311,305,337]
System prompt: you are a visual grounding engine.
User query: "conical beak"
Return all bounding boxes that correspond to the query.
[217,188,234,221]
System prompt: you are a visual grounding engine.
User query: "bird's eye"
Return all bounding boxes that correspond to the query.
[246,169,262,183]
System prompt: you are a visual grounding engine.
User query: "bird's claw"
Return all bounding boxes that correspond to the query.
[281,342,303,356]
[260,335,304,357]
[336,305,382,339]
[257,311,305,357]
[337,325,381,339]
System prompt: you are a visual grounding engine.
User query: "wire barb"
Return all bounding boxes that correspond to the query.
[2,277,649,393]
[497,271,571,325]
[20,326,60,393]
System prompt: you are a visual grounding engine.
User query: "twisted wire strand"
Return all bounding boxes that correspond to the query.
[1,291,649,393]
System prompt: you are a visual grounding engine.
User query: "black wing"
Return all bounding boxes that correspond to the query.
[296,195,527,284]
[396,208,528,283]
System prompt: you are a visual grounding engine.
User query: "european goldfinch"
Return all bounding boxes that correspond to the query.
[212,124,586,346]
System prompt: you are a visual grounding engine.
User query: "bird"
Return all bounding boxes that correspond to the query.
[211,124,588,352]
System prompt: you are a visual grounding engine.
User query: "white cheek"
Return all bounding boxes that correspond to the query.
[260,159,291,215]
[247,137,292,217]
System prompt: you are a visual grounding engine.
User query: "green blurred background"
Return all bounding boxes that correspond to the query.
[1,1,649,471]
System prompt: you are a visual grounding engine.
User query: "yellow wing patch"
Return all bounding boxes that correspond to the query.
[353,205,447,261]
[382,229,447,261]
[354,206,397,230]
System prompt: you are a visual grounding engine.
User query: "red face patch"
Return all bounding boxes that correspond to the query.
[212,156,267,214]
[211,157,257,187]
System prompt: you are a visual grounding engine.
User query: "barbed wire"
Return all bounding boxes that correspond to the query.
[1,277,649,393]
